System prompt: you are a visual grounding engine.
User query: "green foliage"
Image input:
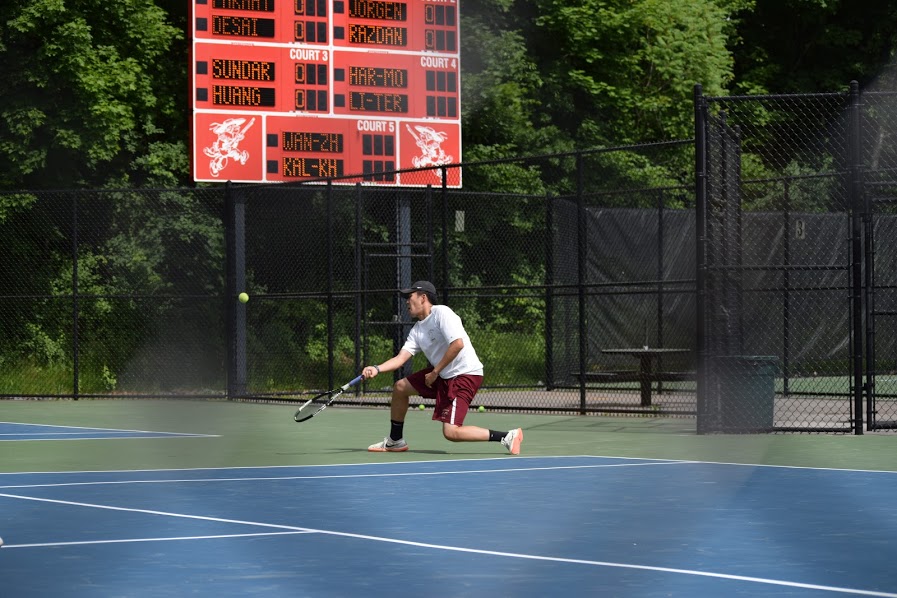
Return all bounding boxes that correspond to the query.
[471,330,546,385]
[531,0,736,144]
[0,0,185,188]
[733,0,897,94]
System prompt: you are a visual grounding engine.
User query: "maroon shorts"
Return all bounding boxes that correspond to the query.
[406,367,483,426]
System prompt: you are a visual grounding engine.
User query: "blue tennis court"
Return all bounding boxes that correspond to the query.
[2,455,896,597]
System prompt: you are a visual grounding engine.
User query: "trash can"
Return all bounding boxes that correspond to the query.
[712,355,778,432]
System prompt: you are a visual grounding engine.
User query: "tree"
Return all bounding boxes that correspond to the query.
[529,0,739,146]
[733,0,897,94]
[0,0,187,189]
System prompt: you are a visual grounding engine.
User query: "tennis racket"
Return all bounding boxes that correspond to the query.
[293,375,364,423]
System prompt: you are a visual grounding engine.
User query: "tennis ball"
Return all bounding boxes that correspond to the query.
[478,405,486,412]
[238,292,249,303]
[418,404,426,410]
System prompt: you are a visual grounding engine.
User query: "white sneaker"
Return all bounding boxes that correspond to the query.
[501,428,523,455]
[368,437,409,452]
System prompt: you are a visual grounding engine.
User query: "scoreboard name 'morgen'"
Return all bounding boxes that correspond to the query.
[349,0,407,20]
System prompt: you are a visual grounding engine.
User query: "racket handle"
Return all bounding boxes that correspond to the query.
[341,375,364,390]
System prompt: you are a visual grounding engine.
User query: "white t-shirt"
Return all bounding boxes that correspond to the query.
[402,305,484,378]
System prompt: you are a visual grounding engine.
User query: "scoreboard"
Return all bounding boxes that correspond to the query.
[190,0,461,186]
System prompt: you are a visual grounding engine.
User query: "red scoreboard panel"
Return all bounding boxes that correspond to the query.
[191,0,461,186]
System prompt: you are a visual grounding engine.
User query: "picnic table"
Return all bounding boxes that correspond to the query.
[577,347,693,406]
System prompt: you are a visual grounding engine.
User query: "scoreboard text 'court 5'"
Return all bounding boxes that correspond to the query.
[190,0,461,186]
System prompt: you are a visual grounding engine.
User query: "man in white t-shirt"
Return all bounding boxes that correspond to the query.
[362,281,523,455]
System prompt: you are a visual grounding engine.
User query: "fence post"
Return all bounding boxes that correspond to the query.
[426,184,434,279]
[440,165,449,301]
[355,182,363,389]
[326,181,334,391]
[72,191,80,400]
[576,152,586,414]
[847,80,865,435]
[225,181,247,398]
[545,192,554,391]
[782,178,791,396]
[694,84,709,433]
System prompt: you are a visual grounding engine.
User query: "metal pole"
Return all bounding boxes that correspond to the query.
[231,186,248,397]
[223,182,236,398]
[783,179,791,396]
[426,184,434,280]
[656,188,665,395]
[326,181,334,391]
[545,192,555,391]
[72,191,80,400]
[848,80,864,434]
[694,84,709,434]
[576,152,587,414]
[441,165,449,302]
[355,182,363,392]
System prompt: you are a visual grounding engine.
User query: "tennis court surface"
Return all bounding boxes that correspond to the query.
[1,400,896,597]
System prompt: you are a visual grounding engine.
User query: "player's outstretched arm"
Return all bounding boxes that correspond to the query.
[362,350,413,379]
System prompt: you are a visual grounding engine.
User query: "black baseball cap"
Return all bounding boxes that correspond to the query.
[400,281,437,297]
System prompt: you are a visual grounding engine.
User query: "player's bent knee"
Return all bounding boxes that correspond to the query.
[442,425,462,442]
[393,377,413,396]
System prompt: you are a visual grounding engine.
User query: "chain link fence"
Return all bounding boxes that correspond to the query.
[3,83,896,433]
[696,84,897,433]
[1,143,700,419]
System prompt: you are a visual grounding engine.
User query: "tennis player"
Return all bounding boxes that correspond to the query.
[362,281,523,455]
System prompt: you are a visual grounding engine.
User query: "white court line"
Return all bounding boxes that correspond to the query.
[0,421,216,435]
[3,531,312,549]
[0,460,690,490]
[2,454,895,477]
[0,421,218,440]
[0,491,894,598]
[0,455,591,476]
[0,434,219,442]
[0,432,213,437]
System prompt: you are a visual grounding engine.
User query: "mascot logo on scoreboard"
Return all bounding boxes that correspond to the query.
[406,124,453,179]
[203,117,256,178]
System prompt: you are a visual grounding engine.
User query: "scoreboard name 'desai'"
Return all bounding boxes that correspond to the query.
[212,15,275,38]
